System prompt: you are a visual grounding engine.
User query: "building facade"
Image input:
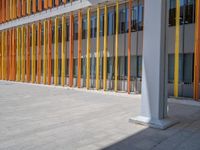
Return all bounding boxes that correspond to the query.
[0,0,199,101]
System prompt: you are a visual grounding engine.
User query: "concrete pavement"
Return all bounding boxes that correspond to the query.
[0,81,200,150]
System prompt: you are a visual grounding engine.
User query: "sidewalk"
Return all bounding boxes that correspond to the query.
[0,81,200,150]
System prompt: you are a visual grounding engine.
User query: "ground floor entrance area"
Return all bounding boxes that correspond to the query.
[0,81,200,150]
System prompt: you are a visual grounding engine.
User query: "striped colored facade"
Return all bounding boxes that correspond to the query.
[0,0,199,101]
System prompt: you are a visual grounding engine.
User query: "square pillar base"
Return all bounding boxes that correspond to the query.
[129,116,178,130]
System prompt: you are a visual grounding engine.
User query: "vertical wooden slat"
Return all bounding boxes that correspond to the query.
[69,12,74,87]
[17,0,21,18]
[62,0,66,4]
[61,16,66,86]
[47,19,52,85]
[6,0,10,21]
[43,20,48,84]
[13,28,17,81]
[38,0,42,11]
[26,25,31,82]
[96,6,100,90]
[16,27,21,81]
[4,31,7,80]
[54,17,59,85]
[32,23,36,83]
[127,0,132,94]
[32,0,36,13]
[86,8,91,89]
[44,0,48,9]
[1,31,5,79]
[2,0,6,22]
[194,0,200,100]
[13,0,17,19]
[0,32,2,80]
[27,0,31,15]
[103,5,108,91]
[21,26,25,82]
[10,0,13,20]
[0,0,2,23]
[77,10,82,88]
[55,0,59,6]
[11,29,14,81]
[9,29,12,80]
[4,31,8,80]
[174,0,180,97]
[37,22,42,84]
[22,0,26,16]
[114,1,119,92]
[48,0,52,8]
[6,30,10,80]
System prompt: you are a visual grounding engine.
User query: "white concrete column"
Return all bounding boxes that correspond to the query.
[130,0,177,129]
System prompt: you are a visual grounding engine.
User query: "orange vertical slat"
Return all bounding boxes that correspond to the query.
[62,0,66,4]
[22,0,26,16]
[37,22,42,84]
[17,0,21,18]
[26,25,31,82]
[6,0,10,21]
[55,0,59,6]
[2,0,5,22]
[38,0,42,11]
[0,0,2,23]
[77,10,82,88]
[13,0,17,19]
[6,30,10,80]
[44,0,48,9]
[48,19,52,85]
[69,12,74,87]
[32,0,36,13]
[194,0,200,100]
[48,0,52,8]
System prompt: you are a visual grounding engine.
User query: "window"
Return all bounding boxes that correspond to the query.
[108,11,115,35]
[119,8,127,34]
[183,53,194,83]
[137,56,142,78]
[168,53,193,83]
[82,18,87,39]
[91,16,97,38]
[100,14,104,36]
[169,0,195,26]
[74,19,78,40]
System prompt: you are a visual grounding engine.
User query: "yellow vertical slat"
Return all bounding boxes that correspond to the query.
[4,31,7,80]
[21,26,25,82]
[174,0,180,97]
[43,20,48,84]
[27,0,31,15]
[114,1,119,92]
[61,16,66,86]
[96,6,100,90]
[103,5,108,91]
[32,23,36,83]
[17,27,21,81]
[86,8,91,89]
[54,17,59,85]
